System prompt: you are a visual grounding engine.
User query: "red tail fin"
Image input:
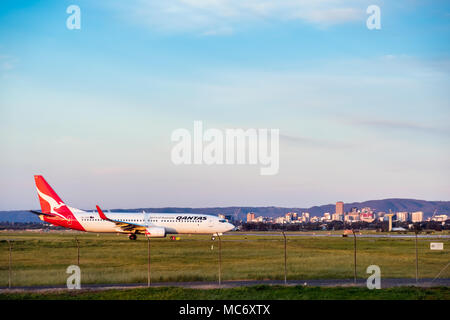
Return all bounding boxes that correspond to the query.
[34,175,85,231]
[34,175,67,213]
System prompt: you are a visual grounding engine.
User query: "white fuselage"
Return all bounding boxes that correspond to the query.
[77,212,234,234]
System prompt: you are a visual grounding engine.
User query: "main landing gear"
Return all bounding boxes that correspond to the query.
[128,234,137,240]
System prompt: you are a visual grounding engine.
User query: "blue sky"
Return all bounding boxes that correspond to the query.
[0,0,449,210]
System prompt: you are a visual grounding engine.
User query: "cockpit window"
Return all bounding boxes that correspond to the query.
[219,219,227,223]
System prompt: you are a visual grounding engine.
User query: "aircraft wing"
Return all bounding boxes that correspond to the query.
[96,205,147,234]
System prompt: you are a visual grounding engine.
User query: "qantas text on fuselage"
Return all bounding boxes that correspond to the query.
[31,175,235,240]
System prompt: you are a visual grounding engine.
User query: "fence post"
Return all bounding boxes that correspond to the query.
[147,236,151,287]
[414,230,419,283]
[217,234,222,286]
[7,240,12,289]
[282,231,287,285]
[352,229,357,284]
[74,237,80,266]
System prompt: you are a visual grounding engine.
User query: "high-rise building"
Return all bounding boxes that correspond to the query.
[411,211,424,223]
[285,213,292,222]
[247,212,255,223]
[336,201,344,215]
[397,212,409,222]
[301,212,310,223]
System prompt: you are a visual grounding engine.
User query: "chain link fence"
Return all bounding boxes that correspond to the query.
[1,231,449,288]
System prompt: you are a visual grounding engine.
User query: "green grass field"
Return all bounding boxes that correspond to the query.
[0,231,449,287]
[1,285,450,300]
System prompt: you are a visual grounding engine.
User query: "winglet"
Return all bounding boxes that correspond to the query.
[96,205,108,220]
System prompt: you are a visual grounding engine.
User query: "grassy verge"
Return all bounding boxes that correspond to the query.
[1,285,449,300]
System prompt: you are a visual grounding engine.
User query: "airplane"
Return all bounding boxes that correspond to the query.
[30,175,235,240]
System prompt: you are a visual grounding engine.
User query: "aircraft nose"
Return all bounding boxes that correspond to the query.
[226,222,235,232]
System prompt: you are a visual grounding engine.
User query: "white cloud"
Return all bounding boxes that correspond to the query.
[293,7,361,25]
[0,54,18,71]
[110,0,370,35]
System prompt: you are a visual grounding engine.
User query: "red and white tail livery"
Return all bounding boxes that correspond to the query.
[34,175,85,231]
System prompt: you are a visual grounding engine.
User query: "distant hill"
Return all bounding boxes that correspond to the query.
[0,211,43,223]
[1,199,449,223]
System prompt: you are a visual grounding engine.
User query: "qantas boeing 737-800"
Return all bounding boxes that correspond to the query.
[30,175,235,240]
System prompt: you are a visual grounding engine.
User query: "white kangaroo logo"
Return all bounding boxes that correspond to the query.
[36,188,68,220]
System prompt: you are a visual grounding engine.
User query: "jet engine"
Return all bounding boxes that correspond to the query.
[144,226,166,238]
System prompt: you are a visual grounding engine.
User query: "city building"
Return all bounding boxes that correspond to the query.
[323,212,331,221]
[255,216,265,222]
[377,212,386,222]
[432,214,448,222]
[332,213,343,221]
[275,216,286,224]
[346,207,360,222]
[360,207,373,214]
[360,212,374,223]
[301,212,310,223]
[350,207,358,214]
[411,211,424,223]
[344,214,360,222]
[397,212,409,222]
[247,212,255,223]
[285,213,292,223]
[336,201,344,215]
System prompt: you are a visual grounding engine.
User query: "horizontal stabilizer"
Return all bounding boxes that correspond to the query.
[29,210,56,217]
